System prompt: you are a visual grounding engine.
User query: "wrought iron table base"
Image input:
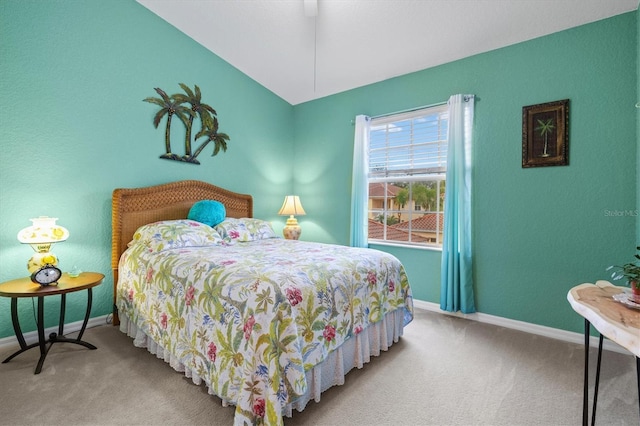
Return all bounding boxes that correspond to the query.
[2,289,96,374]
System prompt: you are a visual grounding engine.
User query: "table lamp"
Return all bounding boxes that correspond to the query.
[278,195,306,240]
[17,216,69,273]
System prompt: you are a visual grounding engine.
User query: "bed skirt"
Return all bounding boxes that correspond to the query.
[119,308,406,417]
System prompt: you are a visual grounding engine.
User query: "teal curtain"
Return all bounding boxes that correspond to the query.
[350,115,370,248]
[440,94,476,313]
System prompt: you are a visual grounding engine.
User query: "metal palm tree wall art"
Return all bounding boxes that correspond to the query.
[144,84,230,165]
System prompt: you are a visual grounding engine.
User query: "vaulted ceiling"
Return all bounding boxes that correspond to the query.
[138,0,638,105]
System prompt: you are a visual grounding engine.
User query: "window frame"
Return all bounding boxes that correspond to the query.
[366,104,448,250]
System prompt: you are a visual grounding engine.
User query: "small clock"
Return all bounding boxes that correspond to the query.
[30,264,62,286]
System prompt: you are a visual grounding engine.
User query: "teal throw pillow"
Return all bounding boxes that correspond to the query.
[188,200,226,227]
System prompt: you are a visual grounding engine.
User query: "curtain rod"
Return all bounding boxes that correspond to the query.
[350,101,446,125]
[370,100,447,120]
[352,95,475,124]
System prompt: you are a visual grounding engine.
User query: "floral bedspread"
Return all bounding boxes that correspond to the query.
[117,238,413,425]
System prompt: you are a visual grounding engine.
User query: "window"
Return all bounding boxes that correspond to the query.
[367,104,448,247]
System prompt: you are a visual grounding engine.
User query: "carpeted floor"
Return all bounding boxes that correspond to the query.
[0,309,637,425]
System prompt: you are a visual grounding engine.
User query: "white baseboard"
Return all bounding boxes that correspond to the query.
[0,305,630,356]
[0,315,111,350]
[413,300,630,355]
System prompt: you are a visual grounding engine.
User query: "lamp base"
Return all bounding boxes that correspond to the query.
[27,252,59,274]
[283,225,301,240]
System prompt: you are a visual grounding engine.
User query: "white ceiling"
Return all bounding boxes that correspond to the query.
[137,0,638,105]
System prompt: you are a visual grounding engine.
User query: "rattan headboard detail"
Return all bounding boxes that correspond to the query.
[111,180,253,325]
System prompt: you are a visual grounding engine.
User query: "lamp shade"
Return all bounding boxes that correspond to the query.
[278,196,306,216]
[17,217,69,245]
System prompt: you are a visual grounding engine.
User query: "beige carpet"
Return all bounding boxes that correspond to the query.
[0,309,637,425]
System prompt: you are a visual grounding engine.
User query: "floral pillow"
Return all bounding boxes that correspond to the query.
[128,219,224,253]
[215,218,278,242]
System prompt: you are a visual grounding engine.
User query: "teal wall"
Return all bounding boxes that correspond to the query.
[637,6,640,245]
[0,0,293,339]
[293,13,638,333]
[0,1,637,340]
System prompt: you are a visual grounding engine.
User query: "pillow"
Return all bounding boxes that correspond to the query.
[215,218,278,242]
[128,219,223,253]
[188,200,226,227]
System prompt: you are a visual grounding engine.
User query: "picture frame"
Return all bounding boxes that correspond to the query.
[522,99,569,168]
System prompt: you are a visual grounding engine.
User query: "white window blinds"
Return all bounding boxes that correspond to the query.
[369,105,449,181]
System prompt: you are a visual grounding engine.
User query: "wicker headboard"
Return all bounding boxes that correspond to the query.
[111,180,253,325]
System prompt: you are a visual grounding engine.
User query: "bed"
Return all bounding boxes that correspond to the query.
[111,180,414,425]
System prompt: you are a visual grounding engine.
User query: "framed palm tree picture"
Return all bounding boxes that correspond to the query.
[522,99,569,168]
